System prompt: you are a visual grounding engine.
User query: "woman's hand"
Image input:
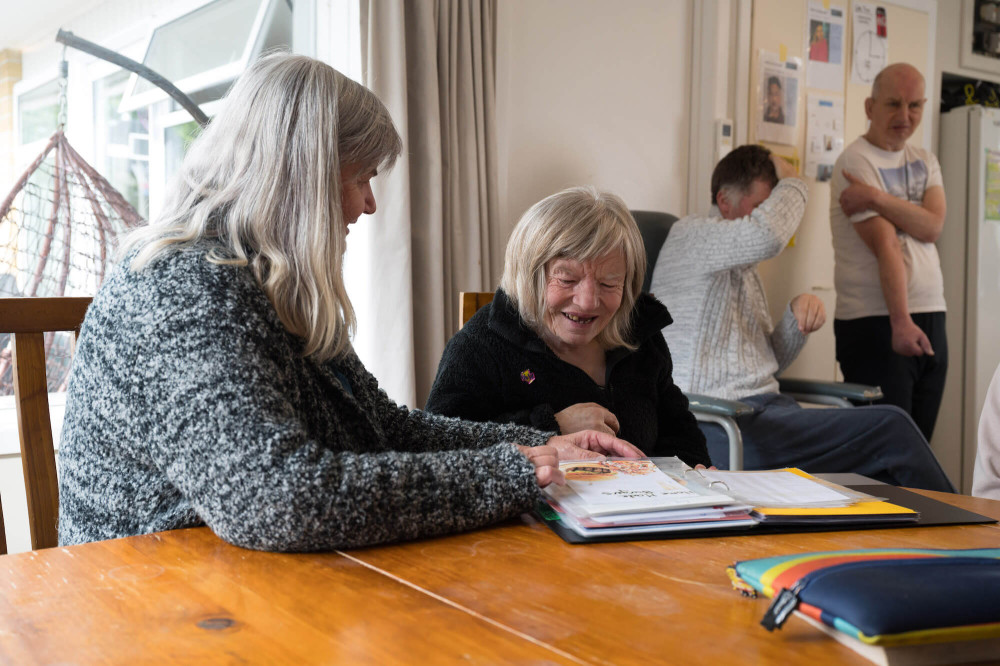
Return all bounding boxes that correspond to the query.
[516,444,564,487]
[518,431,642,487]
[554,402,621,435]
[546,430,643,461]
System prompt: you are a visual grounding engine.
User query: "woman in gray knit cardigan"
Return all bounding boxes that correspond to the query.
[57,53,639,552]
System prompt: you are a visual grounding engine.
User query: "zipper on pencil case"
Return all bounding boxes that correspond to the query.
[761,580,806,631]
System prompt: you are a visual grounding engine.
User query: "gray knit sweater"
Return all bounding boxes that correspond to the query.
[649,179,809,401]
[57,242,547,551]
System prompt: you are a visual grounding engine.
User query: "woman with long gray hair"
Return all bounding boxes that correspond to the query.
[57,53,638,551]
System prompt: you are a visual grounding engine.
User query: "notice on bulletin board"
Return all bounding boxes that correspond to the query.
[806,95,845,182]
[985,149,1000,221]
[850,2,888,85]
[806,2,845,91]
[758,51,802,146]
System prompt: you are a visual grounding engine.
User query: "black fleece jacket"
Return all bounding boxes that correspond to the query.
[425,289,710,466]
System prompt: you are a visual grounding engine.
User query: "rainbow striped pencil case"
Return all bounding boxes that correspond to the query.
[727,548,1000,647]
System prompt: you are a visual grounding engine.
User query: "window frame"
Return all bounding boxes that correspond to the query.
[11,73,64,176]
[117,0,281,113]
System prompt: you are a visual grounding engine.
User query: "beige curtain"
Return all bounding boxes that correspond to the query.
[359,0,500,408]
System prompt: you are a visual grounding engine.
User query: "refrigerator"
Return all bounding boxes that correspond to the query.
[936,105,1000,493]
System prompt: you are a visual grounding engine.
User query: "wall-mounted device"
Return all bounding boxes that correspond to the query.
[715,118,734,164]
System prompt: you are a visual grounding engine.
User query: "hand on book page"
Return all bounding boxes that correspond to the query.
[515,445,564,488]
[546,430,643,461]
[544,459,737,517]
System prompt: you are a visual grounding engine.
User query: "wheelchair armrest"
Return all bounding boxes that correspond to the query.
[684,392,750,470]
[684,392,755,418]
[777,377,884,402]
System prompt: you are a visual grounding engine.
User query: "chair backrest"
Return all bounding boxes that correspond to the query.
[459,291,495,328]
[0,297,91,553]
[630,210,679,292]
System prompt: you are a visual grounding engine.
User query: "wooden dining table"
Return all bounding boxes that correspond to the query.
[1,489,999,664]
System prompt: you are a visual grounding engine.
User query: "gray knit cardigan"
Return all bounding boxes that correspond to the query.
[57,242,547,551]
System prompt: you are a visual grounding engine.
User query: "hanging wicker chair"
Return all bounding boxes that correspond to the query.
[0,130,144,394]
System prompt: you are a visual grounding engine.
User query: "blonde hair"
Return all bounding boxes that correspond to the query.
[500,186,646,350]
[122,52,402,361]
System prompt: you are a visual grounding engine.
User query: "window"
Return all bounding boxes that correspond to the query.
[163,119,202,182]
[117,0,293,218]
[18,79,61,145]
[119,0,292,112]
[93,70,150,219]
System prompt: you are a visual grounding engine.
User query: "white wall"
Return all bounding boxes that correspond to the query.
[496,0,694,236]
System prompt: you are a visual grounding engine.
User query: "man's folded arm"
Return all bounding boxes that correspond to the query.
[867,184,945,243]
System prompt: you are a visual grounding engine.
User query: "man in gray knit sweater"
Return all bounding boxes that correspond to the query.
[649,145,953,491]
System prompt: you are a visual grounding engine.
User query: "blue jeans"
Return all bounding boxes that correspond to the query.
[700,393,955,492]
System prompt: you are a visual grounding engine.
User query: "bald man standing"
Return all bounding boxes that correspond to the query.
[831,63,947,441]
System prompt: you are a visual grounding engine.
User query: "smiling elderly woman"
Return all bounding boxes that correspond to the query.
[425,187,710,467]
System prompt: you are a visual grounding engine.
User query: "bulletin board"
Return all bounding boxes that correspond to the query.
[750,0,933,162]
[747,0,936,389]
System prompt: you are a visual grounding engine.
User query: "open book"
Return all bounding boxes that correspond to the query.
[540,458,917,540]
[701,468,920,525]
[544,459,738,516]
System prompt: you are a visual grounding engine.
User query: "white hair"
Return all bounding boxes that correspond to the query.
[500,186,646,351]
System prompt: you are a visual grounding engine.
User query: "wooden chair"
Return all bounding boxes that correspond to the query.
[459,291,495,328]
[0,297,91,553]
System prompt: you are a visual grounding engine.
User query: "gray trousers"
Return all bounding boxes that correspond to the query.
[700,393,956,492]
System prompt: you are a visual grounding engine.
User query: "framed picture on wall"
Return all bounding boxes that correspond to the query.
[961,0,1000,75]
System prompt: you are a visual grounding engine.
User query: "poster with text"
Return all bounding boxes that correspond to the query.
[806,2,846,91]
[850,1,888,85]
[758,51,802,146]
[985,149,1000,221]
[805,95,845,181]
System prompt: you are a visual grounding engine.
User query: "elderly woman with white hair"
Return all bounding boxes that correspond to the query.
[57,54,640,552]
[426,187,710,467]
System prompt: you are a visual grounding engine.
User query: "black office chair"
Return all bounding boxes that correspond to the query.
[632,210,679,293]
[630,209,883,470]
